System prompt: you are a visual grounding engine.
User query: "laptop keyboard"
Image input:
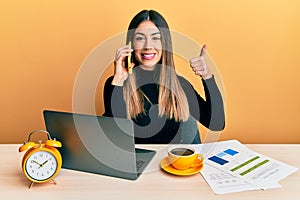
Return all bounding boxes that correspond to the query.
[136,160,146,171]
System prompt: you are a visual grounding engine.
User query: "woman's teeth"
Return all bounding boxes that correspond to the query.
[142,53,155,60]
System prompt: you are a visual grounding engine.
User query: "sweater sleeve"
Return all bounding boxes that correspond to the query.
[102,76,127,118]
[179,76,225,131]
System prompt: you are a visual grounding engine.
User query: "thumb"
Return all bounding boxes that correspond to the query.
[200,44,207,57]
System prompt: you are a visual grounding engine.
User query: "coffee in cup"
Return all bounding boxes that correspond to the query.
[168,146,204,170]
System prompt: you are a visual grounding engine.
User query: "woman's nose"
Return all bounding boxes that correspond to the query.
[143,38,153,49]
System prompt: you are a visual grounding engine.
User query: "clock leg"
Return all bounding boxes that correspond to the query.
[29,181,34,189]
[51,179,57,185]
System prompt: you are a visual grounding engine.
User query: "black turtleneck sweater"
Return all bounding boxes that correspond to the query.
[103,67,225,144]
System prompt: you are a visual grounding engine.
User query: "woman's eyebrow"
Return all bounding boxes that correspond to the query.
[135,32,161,36]
[151,32,161,36]
[135,32,145,36]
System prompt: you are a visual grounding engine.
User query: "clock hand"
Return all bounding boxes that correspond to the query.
[33,160,42,166]
[39,159,49,169]
[41,159,49,166]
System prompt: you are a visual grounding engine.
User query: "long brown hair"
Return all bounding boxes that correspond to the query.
[124,10,189,122]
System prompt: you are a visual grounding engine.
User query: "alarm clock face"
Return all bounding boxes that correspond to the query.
[25,150,58,181]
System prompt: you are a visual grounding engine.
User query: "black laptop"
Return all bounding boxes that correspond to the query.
[43,110,156,180]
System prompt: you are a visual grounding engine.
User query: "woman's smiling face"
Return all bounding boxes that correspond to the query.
[133,20,162,71]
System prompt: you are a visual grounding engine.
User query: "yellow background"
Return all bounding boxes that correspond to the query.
[1,0,299,144]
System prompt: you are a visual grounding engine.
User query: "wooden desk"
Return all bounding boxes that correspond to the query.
[1,144,299,199]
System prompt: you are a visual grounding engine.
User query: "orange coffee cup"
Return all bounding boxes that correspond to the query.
[167,146,204,170]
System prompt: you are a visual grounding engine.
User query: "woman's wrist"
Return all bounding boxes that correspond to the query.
[111,75,126,86]
[201,73,213,80]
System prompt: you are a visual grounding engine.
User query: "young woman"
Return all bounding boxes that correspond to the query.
[103,10,225,144]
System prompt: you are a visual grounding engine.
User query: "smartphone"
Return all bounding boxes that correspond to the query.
[126,42,133,74]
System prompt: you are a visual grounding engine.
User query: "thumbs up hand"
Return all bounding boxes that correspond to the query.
[189,45,212,80]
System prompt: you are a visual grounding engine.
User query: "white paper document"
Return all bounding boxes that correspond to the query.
[194,140,298,194]
[201,163,281,194]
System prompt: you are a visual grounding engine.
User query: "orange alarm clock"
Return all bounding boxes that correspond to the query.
[19,130,62,188]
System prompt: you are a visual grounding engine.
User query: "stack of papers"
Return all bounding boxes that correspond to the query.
[193,140,298,194]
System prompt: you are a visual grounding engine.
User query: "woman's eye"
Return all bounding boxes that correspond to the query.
[152,37,161,41]
[135,37,145,41]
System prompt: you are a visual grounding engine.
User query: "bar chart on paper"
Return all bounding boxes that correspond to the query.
[208,148,272,178]
[198,140,298,191]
